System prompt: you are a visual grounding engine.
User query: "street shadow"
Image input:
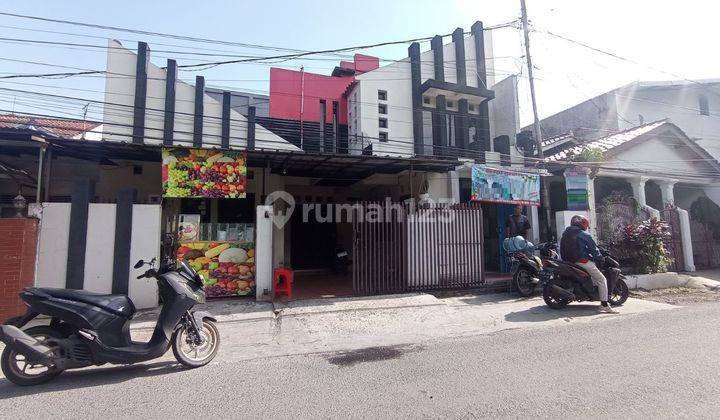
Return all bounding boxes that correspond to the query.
[504,304,601,323]
[0,360,185,399]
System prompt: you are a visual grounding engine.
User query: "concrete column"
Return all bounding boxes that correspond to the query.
[658,180,676,205]
[587,175,598,239]
[529,205,540,244]
[255,205,273,301]
[631,176,660,218]
[449,170,460,203]
[657,180,694,272]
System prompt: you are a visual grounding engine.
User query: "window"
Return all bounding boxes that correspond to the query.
[699,94,710,116]
[378,90,387,101]
[447,100,455,109]
[133,164,143,175]
[423,96,431,105]
[379,118,388,128]
[378,104,387,114]
[468,104,475,112]
[379,132,388,142]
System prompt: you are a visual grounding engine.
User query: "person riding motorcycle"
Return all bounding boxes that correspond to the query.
[559,215,618,314]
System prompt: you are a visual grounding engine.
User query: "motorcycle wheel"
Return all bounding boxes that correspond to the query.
[609,277,630,306]
[542,284,569,309]
[513,268,536,297]
[172,319,220,368]
[0,326,64,386]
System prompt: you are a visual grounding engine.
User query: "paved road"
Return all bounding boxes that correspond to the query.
[2,302,720,418]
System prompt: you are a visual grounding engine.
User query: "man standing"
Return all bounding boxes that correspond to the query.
[506,204,531,239]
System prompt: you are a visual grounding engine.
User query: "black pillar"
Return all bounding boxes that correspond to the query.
[247,106,256,151]
[332,101,340,153]
[193,76,205,148]
[132,42,149,144]
[112,189,136,295]
[471,21,491,149]
[409,42,424,156]
[162,59,177,146]
[221,91,231,149]
[456,99,469,155]
[430,35,444,81]
[66,179,94,289]
[432,95,448,156]
[319,100,326,153]
[452,28,467,86]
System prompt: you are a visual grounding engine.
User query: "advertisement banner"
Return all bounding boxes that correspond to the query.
[162,148,247,198]
[470,166,541,206]
[564,167,590,211]
[177,241,255,298]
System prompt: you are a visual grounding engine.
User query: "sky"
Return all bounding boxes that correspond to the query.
[0,0,717,129]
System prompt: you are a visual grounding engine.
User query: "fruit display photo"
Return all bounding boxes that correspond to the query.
[162,148,247,198]
[177,241,256,298]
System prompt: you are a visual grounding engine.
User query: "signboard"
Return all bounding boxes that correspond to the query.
[177,241,255,298]
[470,166,540,206]
[564,167,589,211]
[162,148,247,198]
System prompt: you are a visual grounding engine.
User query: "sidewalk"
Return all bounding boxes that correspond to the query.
[130,292,675,362]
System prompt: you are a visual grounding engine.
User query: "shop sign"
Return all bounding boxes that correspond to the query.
[177,241,256,298]
[162,148,247,198]
[564,167,590,211]
[470,165,540,206]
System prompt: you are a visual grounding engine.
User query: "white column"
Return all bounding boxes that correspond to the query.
[529,205,540,244]
[630,176,660,218]
[587,175,598,239]
[449,170,460,203]
[255,205,274,301]
[657,180,694,272]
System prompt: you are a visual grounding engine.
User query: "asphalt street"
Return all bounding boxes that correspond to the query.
[2,301,720,418]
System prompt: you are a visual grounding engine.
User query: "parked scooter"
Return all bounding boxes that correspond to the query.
[505,237,557,297]
[541,245,630,309]
[0,258,219,386]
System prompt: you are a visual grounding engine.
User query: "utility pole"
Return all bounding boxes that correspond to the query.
[520,0,552,239]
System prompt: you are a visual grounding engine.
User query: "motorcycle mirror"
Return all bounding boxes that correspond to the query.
[133,260,144,269]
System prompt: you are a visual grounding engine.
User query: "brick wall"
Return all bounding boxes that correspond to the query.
[0,218,38,322]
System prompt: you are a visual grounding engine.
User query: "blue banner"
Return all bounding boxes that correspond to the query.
[471,166,541,206]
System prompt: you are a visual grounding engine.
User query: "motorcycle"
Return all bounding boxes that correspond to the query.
[541,245,630,309]
[0,258,219,386]
[506,239,557,297]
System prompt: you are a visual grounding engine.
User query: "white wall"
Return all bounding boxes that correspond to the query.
[614,84,720,161]
[35,203,161,309]
[103,40,299,151]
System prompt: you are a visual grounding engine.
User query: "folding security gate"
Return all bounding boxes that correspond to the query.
[352,202,484,295]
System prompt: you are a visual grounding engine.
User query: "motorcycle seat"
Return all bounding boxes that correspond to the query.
[28,288,136,318]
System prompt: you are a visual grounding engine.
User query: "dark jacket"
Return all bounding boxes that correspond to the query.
[560,225,601,263]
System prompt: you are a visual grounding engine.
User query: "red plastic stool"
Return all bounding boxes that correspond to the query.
[273,267,294,300]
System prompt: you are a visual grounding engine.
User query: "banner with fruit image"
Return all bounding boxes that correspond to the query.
[162,148,247,198]
[177,241,256,298]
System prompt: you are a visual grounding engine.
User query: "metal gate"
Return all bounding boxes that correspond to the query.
[352,202,484,295]
[690,219,720,269]
[660,206,684,272]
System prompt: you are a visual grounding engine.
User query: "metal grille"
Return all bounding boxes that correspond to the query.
[690,219,720,269]
[352,202,484,295]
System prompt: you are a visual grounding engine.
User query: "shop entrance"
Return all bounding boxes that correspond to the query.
[288,201,354,299]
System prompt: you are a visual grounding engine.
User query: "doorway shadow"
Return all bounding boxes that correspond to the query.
[0,360,185,399]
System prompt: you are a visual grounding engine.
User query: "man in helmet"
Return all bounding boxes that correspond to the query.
[560,215,618,314]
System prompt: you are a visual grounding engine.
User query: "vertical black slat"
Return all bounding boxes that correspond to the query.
[456,99,469,157]
[417,205,423,290]
[432,206,439,288]
[352,205,357,293]
[451,205,458,287]
[470,206,478,285]
[430,35,445,81]
[383,203,388,293]
[401,203,408,292]
[462,207,469,285]
[66,179,94,289]
[408,42,424,156]
[163,59,177,146]
[221,91,231,149]
[452,27,467,86]
[362,202,368,294]
[394,205,400,292]
[192,76,205,148]
[478,205,485,284]
[423,206,430,289]
[407,203,413,290]
[247,106,256,151]
[332,101,340,153]
[132,42,149,145]
[112,188,136,295]
[319,100,326,153]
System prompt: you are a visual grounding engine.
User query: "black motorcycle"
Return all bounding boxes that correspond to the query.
[508,241,557,297]
[0,258,219,386]
[541,246,630,309]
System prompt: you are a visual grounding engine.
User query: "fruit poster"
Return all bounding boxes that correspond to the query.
[177,241,256,298]
[162,148,247,198]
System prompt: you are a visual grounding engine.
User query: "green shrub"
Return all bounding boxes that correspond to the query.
[621,217,672,274]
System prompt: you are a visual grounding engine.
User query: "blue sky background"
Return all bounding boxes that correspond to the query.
[0,0,716,128]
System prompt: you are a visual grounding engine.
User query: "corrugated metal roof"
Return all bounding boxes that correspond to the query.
[546,120,667,162]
